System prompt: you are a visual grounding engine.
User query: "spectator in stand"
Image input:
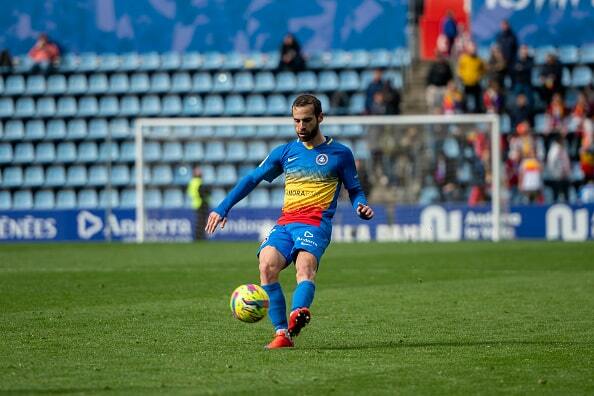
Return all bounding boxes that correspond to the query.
[0,49,13,72]
[368,91,388,115]
[441,80,464,114]
[545,92,568,135]
[483,79,504,114]
[277,33,306,72]
[545,134,572,202]
[486,45,507,88]
[451,23,473,61]
[495,19,518,80]
[425,52,453,113]
[508,93,535,129]
[579,120,594,182]
[433,152,459,202]
[518,149,543,204]
[512,45,534,99]
[365,68,401,115]
[28,33,60,72]
[457,43,485,113]
[539,53,564,105]
[568,91,592,135]
[440,10,458,56]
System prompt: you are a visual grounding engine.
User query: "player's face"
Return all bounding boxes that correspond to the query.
[292,105,322,142]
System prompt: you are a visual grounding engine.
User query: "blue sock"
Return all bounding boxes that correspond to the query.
[291,280,316,311]
[262,282,287,331]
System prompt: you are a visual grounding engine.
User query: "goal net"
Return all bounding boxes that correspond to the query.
[134,114,502,243]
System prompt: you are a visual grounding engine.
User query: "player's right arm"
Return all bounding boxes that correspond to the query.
[205,145,285,234]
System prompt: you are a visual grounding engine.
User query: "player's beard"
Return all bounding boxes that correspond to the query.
[297,121,320,142]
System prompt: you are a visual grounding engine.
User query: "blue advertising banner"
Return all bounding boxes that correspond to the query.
[1,203,592,242]
[471,0,594,48]
[0,0,408,55]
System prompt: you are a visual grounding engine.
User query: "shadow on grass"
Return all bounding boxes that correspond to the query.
[314,339,592,351]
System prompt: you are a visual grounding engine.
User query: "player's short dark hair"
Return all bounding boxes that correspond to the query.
[292,94,322,117]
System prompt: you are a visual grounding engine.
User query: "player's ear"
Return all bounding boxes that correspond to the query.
[318,112,324,124]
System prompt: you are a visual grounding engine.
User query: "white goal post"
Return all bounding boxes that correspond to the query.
[134,113,501,242]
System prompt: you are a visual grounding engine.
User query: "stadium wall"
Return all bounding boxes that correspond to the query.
[0,0,408,55]
[1,204,593,242]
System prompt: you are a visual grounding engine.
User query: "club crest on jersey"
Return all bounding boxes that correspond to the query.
[316,153,328,165]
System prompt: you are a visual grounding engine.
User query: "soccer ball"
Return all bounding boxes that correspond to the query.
[229,284,269,323]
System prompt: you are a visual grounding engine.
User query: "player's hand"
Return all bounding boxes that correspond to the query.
[356,203,374,220]
[205,211,227,235]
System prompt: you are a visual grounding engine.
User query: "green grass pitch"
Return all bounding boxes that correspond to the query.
[1,242,593,395]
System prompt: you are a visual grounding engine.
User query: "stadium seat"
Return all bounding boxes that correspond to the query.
[5,75,25,95]
[140,95,161,116]
[77,142,98,163]
[261,51,280,70]
[161,52,181,71]
[558,45,579,64]
[348,93,365,114]
[223,52,244,70]
[226,141,247,162]
[254,71,275,92]
[98,142,119,162]
[46,74,67,95]
[236,125,257,138]
[13,56,33,73]
[203,95,224,116]
[0,98,14,118]
[201,165,216,185]
[342,124,364,138]
[163,188,184,208]
[216,164,238,185]
[120,188,136,208]
[98,53,121,72]
[67,74,88,95]
[88,73,109,94]
[256,125,277,138]
[339,70,360,91]
[24,120,45,141]
[111,165,131,186]
[35,97,56,117]
[535,46,556,65]
[34,189,55,209]
[143,141,162,162]
[15,97,36,118]
[224,94,245,116]
[246,141,268,162]
[13,143,35,164]
[234,72,254,93]
[109,118,130,139]
[55,189,77,209]
[161,95,182,116]
[120,95,141,117]
[0,143,12,164]
[442,137,460,159]
[348,50,371,68]
[12,190,33,210]
[78,53,99,72]
[202,52,224,70]
[57,54,77,73]
[193,126,214,138]
[87,118,108,140]
[139,52,161,71]
[277,125,294,138]
[181,52,202,70]
[120,53,141,71]
[275,71,297,92]
[99,189,119,208]
[119,141,136,162]
[23,165,44,187]
[212,72,234,93]
[385,70,403,89]
[78,189,98,208]
[3,166,23,187]
[99,96,119,116]
[66,165,87,187]
[209,188,227,208]
[248,188,270,208]
[571,66,592,87]
[151,164,173,186]
[266,94,288,115]
[173,165,192,186]
[66,119,87,140]
[215,125,235,138]
[318,71,339,91]
[297,71,318,92]
[78,96,99,117]
[46,119,66,140]
[56,142,77,163]
[26,75,46,95]
[162,142,183,162]
[150,72,171,93]
[245,94,267,116]
[0,190,10,210]
[145,188,163,208]
[204,141,225,162]
[182,95,203,116]
[109,73,129,94]
[127,73,149,94]
[193,72,213,93]
[534,113,547,134]
[183,142,205,162]
[171,72,192,93]
[44,165,66,187]
[418,185,440,205]
[328,50,349,69]
[580,44,594,64]
[57,96,77,117]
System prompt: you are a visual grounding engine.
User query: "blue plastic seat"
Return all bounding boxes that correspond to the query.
[139,52,161,71]
[88,73,109,94]
[46,75,67,95]
[266,94,288,115]
[5,75,25,95]
[202,52,224,70]
[213,126,234,138]
[15,97,36,117]
[120,95,140,117]
[393,48,411,67]
[13,56,33,73]
[254,71,275,92]
[82,118,105,140]
[120,53,141,71]
[4,120,24,141]
[580,44,594,64]
[57,54,76,72]
[193,72,212,93]
[23,165,44,187]
[535,46,556,64]
[150,72,171,93]
[203,95,224,116]
[14,143,34,164]
[143,141,161,162]
[318,71,339,91]
[12,190,33,210]
[66,165,87,187]
[26,75,46,95]
[78,189,98,208]
[182,95,203,116]
[55,189,77,209]
[67,74,88,95]
[328,50,349,69]
[99,189,119,208]
[201,165,216,185]
[151,164,173,186]
[162,142,183,162]
[193,126,214,138]
[120,188,136,208]
[208,188,226,208]
[275,71,297,92]
[145,188,163,208]
[119,141,136,162]
[183,142,204,162]
[98,142,119,162]
[44,165,66,187]
[349,50,371,68]
[78,53,99,72]
[572,66,592,87]
[339,70,360,91]
[141,95,161,116]
[297,71,318,92]
[173,165,191,186]
[98,53,121,72]
[248,188,271,208]
[3,166,23,187]
[109,73,129,94]
[256,125,277,138]
[226,141,247,162]
[224,94,245,116]
[171,72,191,93]
[271,187,284,207]
[559,45,579,64]
[99,96,119,116]
[245,94,266,116]
[0,143,12,164]
[181,52,202,70]
[77,96,98,117]
[25,120,45,141]
[343,124,364,138]
[161,52,181,71]
[162,188,184,208]
[0,98,14,117]
[46,119,66,140]
[348,93,365,114]
[66,119,87,140]
[161,95,182,116]
[204,141,225,162]
[88,164,108,186]
[212,72,233,93]
[57,96,77,117]
[56,142,77,163]
[354,139,370,160]
[34,189,55,209]
[35,97,55,117]
[0,191,11,210]
[223,52,244,70]
[261,52,280,70]
[109,118,130,139]
[216,165,238,185]
[111,165,130,186]
[234,72,254,93]
[246,141,268,162]
[125,73,147,95]
[77,142,98,163]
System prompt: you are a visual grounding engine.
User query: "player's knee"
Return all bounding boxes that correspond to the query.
[295,253,317,282]
[258,248,284,283]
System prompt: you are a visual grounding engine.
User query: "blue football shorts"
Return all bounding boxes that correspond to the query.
[257,223,331,267]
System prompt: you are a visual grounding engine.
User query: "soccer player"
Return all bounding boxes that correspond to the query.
[205,94,374,349]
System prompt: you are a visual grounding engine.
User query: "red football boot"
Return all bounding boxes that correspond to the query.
[288,307,311,338]
[265,329,294,350]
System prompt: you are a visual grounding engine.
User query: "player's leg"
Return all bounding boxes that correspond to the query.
[288,250,317,337]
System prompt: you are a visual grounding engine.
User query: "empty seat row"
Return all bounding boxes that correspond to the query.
[0,118,131,141]
[530,65,593,88]
[0,69,403,97]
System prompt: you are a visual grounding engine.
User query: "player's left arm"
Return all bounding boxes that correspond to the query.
[339,149,374,220]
